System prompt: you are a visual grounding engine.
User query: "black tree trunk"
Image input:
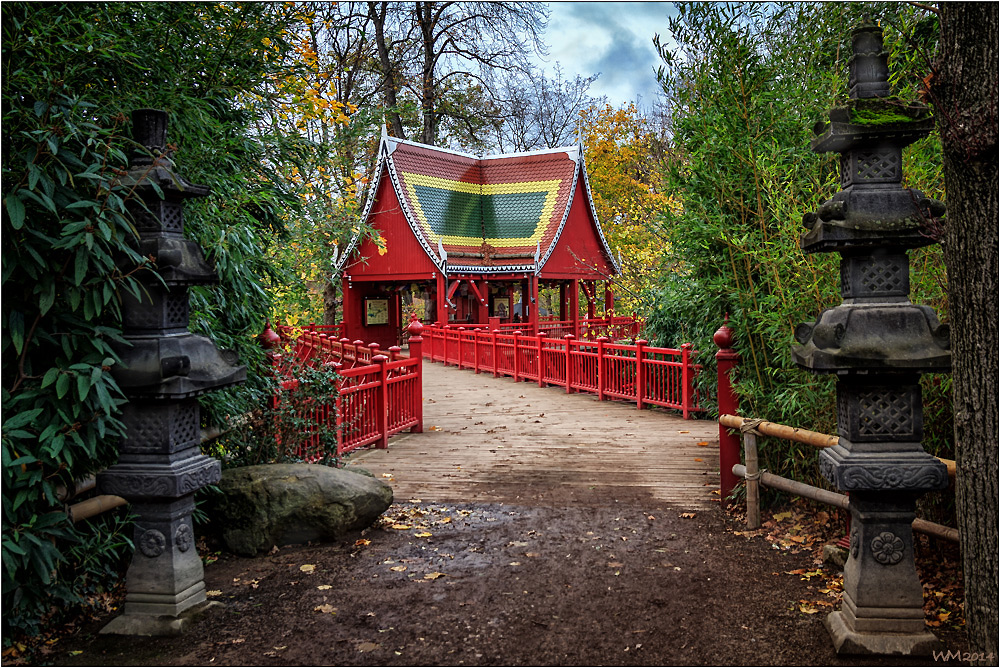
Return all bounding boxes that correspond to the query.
[933,3,999,663]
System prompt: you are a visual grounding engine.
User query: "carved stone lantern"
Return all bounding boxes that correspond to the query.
[791,25,949,655]
[97,109,246,635]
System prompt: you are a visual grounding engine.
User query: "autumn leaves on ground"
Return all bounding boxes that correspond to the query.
[21,496,966,667]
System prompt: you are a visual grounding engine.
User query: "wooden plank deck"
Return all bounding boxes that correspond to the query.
[345,361,721,508]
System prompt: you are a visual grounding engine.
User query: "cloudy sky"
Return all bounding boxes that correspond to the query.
[534,2,679,108]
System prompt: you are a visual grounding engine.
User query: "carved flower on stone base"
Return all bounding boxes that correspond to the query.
[871,531,905,565]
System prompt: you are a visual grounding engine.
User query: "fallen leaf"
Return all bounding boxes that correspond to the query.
[314,604,337,614]
[697,441,709,446]
[381,473,393,478]
[509,561,521,566]
[773,511,793,521]
[299,564,316,573]
[525,552,540,558]
[430,426,441,431]
[390,566,407,572]
[391,524,412,530]
[679,512,696,519]
[608,561,624,568]
[355,538,372,546]
[424,572,446,580]
[273,646,287,651]
[679,430,690,434]
[694,458,703,462]
[317,585,332,590]
[414,532,433,538]
[69,651,83,657]
[356,642,380,652]
[798,602,820,614]
[206,590,222,597]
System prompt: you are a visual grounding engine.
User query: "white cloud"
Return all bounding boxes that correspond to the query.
[536,1,678,107]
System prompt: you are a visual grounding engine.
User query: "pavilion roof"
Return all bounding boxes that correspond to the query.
[338,136,618,276]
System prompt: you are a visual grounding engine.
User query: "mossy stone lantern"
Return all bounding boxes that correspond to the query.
[791,25,949,655]
[97,109,245,635]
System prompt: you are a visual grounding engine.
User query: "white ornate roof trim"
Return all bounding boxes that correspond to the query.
[334,142,388,275]
[382,137,447,269]
[535,146,584,275]
[447,263,537,273]
[484,144,580,161]
[383,135,478,159]
[579,147,621,275]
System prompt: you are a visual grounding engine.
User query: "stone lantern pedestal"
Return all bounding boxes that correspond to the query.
[97,109,245,635]
[791,25,949,655]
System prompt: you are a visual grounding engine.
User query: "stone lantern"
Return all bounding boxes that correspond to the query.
[791,25,949,655]
[97,109,246,635]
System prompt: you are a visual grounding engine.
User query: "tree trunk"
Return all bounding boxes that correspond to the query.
[933,3,999,663]
[417,1,439,145]
[323,281,340,327]
[368,1,406,138]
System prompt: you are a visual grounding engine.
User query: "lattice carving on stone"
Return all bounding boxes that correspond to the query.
[837,388,851,437]
[840,154,852,189]
[164,294,189,328]
[859,257,904,294]
[160,202,183,234]
[171,403,199,448]
[840,263,851,295]
[855,149,899,181]
[129,411,167,450]
[858,390,914,436]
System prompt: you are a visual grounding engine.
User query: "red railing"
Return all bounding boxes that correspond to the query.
[420,324,703,418]
[264,322,424,460]
[404,315,642,341]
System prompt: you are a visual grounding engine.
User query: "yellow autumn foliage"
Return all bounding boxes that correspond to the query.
[579,103,674,315]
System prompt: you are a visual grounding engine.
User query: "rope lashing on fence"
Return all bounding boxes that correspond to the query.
[737,417,767,481]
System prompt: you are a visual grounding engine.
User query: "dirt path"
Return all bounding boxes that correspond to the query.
[48,362,969,666]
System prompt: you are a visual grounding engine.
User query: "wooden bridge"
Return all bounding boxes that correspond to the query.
[346,360,720,507]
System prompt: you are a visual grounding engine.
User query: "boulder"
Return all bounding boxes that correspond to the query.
[205,463,393,557]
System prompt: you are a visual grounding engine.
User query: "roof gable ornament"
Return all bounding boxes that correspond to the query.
[437,237,448,266]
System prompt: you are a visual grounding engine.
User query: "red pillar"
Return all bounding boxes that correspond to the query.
[564,334,575,393]
[570,278,580,337]
[373,354,389,448]
[436,272,447,325]
[536,331,545,387]
[534,276,542,331]
[406,318,423,433]
[715,320,741,500]
[635,339,647,410]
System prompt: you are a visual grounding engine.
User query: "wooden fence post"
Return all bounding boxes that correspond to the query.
[442,325,450,367]
[564,334,574,393]
[744,429,760,529]
[407,319,423,434]
[536,332,545,387]
[635,339,647,410]
[715,320,741,500]
[597,336,608,401]
[374,355,389,449]
[513,331,521,381]
[473,329,481,374]
[491,329,499,377]
[681,343,692,420]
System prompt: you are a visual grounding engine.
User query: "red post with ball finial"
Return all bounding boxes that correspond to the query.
[715,317,741,500]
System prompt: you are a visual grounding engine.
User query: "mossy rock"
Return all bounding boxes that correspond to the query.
[204,463,393,557]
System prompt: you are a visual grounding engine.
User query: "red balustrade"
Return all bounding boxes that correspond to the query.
[264,321,424,460]
[418,323,703,418]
